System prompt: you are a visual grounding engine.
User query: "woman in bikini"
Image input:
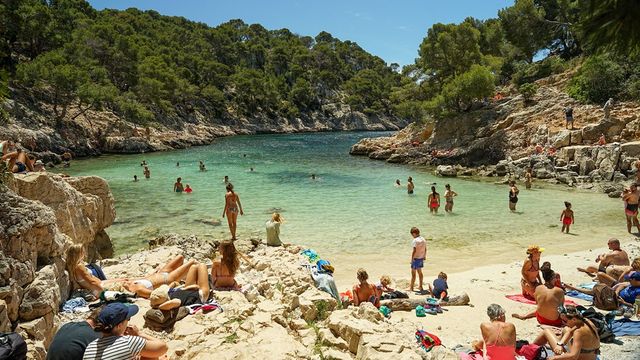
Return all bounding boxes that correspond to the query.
[470,304,516,360]
[222,183,243,240]
[521,245,543,300]
[352,268,380,308]
[66,244,195,298]
[210,240,241,290]
[150,262,210,310]
[509,181,519,212]
[443,184,457,213]
[533,305,600,360]
[428,186,440,214]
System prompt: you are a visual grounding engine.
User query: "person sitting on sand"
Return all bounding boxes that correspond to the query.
[47,308,101,360]
[595,257,640,287]
[409,227,427,293]
[222,183,244,240]
[82,303,168,360]
[407,177,414,194]
[521,245,543,300]
[377,275,395,294]
[513,268,565,327]
[352,268,380,308]
[428,186,440,214]
[622,184,640,233]
[184,184,192,194]
[577,238,629,279]
[149,262,210,310]
[211,240,251,291]
[560,201,574,234]
[428,272,449,301]
[532,305,600,360]
[567,271,640,309]
[470,304,516,360]
[541,261,564,289]
[266,212,283,247]
[66,244,195,298]
[174,177,184,193]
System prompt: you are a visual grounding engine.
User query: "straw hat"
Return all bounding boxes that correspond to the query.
[526,245,545,255]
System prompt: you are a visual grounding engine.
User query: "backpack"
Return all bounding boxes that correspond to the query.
[576,306,616,343]
[143,307,189,331]
[516,343,547,360]
[0,333,27,360]
[415,329,442,352]
[592,284,619,311]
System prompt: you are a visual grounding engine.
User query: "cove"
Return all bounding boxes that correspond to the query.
[64,132,630,285]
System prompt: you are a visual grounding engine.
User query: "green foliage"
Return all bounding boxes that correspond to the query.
[511,56,566,85]
[440,65,495,112]
[568,55,624,103]
[580,0,640,56]
[518,83,538,103]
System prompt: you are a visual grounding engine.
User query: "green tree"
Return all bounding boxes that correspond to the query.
[518,82,538,103]
[580,0,640,56]
[343,69,388,113]
[440,65,495,112]
[499,0,550,62]
[568,55,624,103]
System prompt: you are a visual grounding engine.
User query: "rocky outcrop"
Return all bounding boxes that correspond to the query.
[0,172,116,359]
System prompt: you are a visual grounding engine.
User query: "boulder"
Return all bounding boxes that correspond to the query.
[19,263,67,321]
[579,158,595,176]
[551,130,571,148]
[435,165,457,177]
[298,287,338,322]
[621,141,640,157]
[0,300,10,332]
[495,160,509,177]
[369,149,394,160]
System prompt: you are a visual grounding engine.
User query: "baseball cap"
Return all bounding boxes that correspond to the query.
[624,271,640,281]
[149,285,170,308]
[97,303,139,328]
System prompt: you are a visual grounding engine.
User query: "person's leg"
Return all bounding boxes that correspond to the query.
[196,263,210,301]
[561,224,566,233]
[564,283,595,295]
[512,310,536,320]
[184,265,199,287]
[566,224,570,233]
[410,269,416,291]
[633,215,640,232]
[229,212,238,239]
[156,255,185,273]
[595,272,617,287]
[164,259,196,283]
[417,268,424,291]
[626,215,633,233]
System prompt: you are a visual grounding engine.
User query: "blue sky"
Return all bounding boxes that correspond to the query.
[89,0,513,66]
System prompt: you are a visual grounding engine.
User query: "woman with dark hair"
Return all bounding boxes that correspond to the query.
[509,181,519,212]
[428,186,440,214]
[83,303,168,360]
[444,184,457,213]
[532,305,600,360]
[222,183,244,240]
[211,240,241,290]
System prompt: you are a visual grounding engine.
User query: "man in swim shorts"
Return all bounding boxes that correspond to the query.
[577,238,630,278]
[623,183,640,233]
[512,270,565,327]
[409,227,427,293]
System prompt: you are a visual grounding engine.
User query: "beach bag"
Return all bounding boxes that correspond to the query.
[0,332,27,360]
[516,343,546,360]
[592,284,619,311]
[380,290,409,300]
[577,306,616,343]
[143,307,189,331]
[415,329,442,352]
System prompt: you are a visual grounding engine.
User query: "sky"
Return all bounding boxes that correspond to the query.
[88,0,514,66]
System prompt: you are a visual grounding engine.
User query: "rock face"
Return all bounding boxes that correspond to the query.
[435,165,457,177]
[0,172,115,359]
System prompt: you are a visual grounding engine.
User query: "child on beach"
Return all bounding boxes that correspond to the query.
[428,272,449,300]
[378,275,395,293]
[560,201,574,233]
[184,184,193,193]
[410,227,427,293]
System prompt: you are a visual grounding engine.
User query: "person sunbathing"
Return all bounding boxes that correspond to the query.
[577,238,629,278]
[211,240,244,290]
[521,245,543,300]
[66,244,194,298]
[352,268,380,308]
[470,304,516,360]
[1,145,35,173]
[513,269,565,327]
[566,271,640,308]
[594,257,640,287]
[149,263,210,310]
[532,305,600,360]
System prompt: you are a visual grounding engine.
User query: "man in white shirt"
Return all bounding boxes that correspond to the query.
[410,227,427,293]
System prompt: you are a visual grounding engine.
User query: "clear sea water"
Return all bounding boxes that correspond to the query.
[64,132,631,285]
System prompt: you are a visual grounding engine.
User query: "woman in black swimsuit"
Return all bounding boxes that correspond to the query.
[509,181,519,212]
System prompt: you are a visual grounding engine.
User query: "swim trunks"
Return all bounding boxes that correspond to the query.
[411,258,425,270]
[408,190,414,194]
[625,203,638,216]
[15,161,27,172]
[535,311,563,327]
[562,217,572,225]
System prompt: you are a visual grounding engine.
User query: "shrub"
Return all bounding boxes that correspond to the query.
[518,83,538,103]
[568,55,624,103]
[440,65,495,112]
[512,56,566,86]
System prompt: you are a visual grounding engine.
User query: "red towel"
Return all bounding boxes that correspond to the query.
[506,294,577,306]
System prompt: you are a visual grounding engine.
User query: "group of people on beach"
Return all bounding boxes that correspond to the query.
[1,139,51,173]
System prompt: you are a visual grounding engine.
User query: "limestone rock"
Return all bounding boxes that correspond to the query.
[435,165,457,177]
[19,263,67,321]
[621,141,640,157]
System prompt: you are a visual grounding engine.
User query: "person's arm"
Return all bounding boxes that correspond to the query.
[521,261,529,280]
[77,266,104,292]
[158,299,181,310]
[237,195,244,215]
[560,211,564,221]
[615,285,634,306]
[222,201,227,218]
[173,183,176,191]
[453,191,458,197]
[437,194,440,205]
[411,247,417,262]
[352,286,360,305]
[571,213,574,224]
[551,330,582,360]
[617,268,632,282]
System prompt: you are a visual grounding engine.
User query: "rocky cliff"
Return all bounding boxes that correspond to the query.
[0,172,115,358]
[1,97,407,162]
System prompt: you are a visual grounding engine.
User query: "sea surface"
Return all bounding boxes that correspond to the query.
[64,132,631,285]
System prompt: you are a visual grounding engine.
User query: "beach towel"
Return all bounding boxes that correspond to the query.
[565,290,593,302]
[506,294,577,306]
[301,249,319,263]
[610,318,640,336]
[579,282,597,290]
[61,297,88,313]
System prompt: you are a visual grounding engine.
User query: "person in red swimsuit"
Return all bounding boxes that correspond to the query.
[428,186,440,214]
[560,201,574,234]
[513,269,565,327]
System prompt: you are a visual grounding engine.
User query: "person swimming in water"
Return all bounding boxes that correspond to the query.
[509,181,519,212]
[311,174,316,180]
[560,201,574,234]
[184,184,192,194]
[222,183,244,240]
[133,175,138,182]
[174,177,184,193]
[176,162,180,167]
[223,175,229,184]
[395,179,401,187]
[428,186,440,214]
[444,184,457,213]
[143,166,150,179]
[407,177,415,195]
[199,161,206,172]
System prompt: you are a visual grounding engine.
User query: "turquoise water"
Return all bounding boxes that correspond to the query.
[64,132,630,284]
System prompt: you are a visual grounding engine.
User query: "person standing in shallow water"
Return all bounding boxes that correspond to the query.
[143,166,150,179]
[622,183,640,233]
[509,181,519,212]
[407,177,414,194]
[524,168,532,189]
[560,201,574,234]
[222,183,243,240]
[174,177,184,193]
[444,184,457,213]
[428,186,440,214]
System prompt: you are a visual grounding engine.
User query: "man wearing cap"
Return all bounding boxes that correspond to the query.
[577,238,629,278]
[616,271,640,307]
[83,303,167,360]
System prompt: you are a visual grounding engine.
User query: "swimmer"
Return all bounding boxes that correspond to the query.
[199,161,206,171]
[143,166,150,179]
[444,184,457,213]
[428,186,440,214]
[133,175,138,182]
[395,179,401,187]
[174,177,184,193]
[223,175,229,184]
[560,201,574,234]
[524,168,532,189]
[176,162,180,167]
[249,167,254,172]
[184,184,193,194]
[407,177,414,195]
[222,183,244,240]
[311,174,316,180]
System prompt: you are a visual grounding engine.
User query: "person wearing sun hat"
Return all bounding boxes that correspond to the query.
[82,303,168,360]
[520,245,544,300]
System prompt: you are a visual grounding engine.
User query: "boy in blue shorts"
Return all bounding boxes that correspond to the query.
[410,227,427,292]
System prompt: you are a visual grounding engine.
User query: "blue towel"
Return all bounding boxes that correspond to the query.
[578,282,597,290]
[610,318,640,336]
[301,249,319,262]
[565,290,593,302]
[62,297,88,312]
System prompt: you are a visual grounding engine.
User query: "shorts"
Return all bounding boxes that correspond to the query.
[411,258,424,270]
[15,162,27,172]
[562,217,572,225]
[566,116,573,123]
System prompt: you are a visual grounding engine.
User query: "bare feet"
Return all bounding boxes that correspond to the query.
[576,267,595,277]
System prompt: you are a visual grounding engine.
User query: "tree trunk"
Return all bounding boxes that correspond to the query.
[380,293,470,311]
